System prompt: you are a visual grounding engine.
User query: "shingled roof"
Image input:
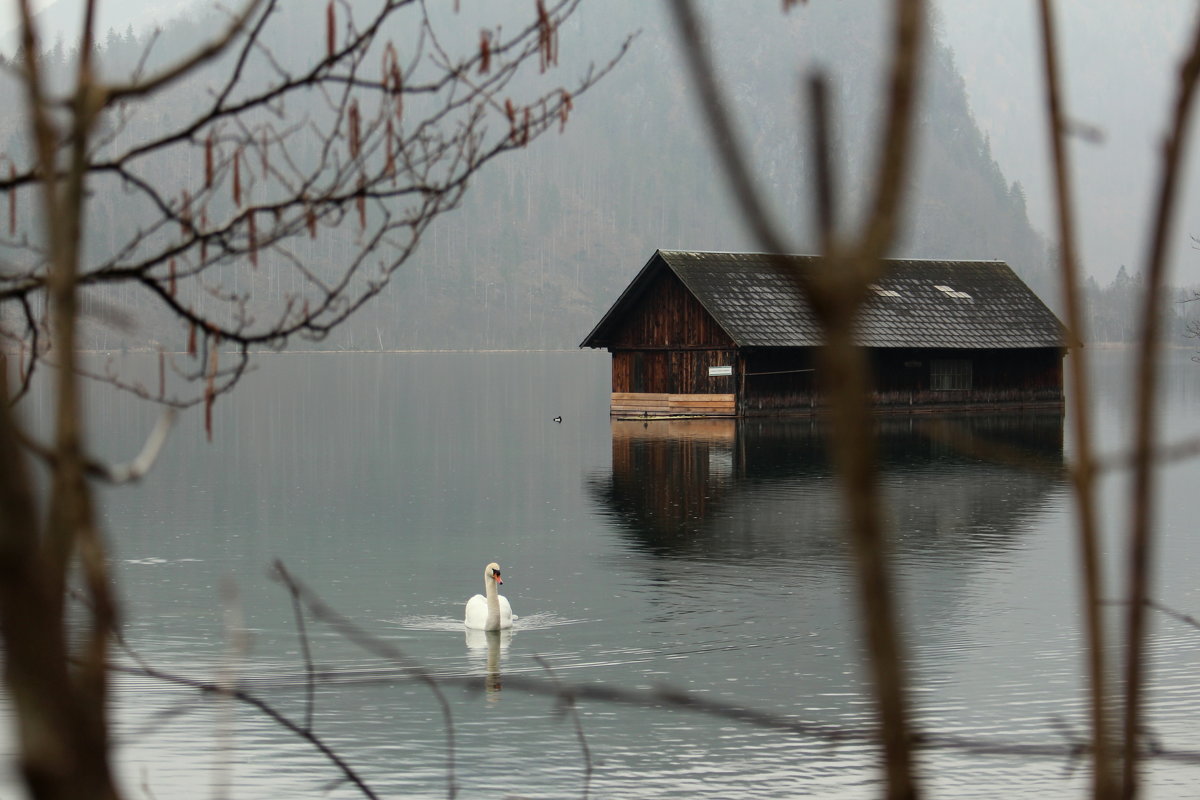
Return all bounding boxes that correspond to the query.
[582,250,1066,349]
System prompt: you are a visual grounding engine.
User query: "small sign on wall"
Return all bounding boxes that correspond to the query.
[708,365,733,377]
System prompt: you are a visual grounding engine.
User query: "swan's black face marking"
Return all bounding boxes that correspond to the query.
[491,568,503,584]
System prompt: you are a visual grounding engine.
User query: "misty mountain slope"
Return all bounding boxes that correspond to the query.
[0,0,199,56]
[2,2,1052,351]
[936,1,1200,292]
[365,1,1055,350]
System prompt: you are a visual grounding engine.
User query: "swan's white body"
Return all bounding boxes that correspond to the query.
[464,562,514,630]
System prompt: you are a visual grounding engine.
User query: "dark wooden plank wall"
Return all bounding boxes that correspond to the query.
[612,350,669,393]
[740,349,819,414]
[871,348,1064,401]
[607,269,734,350]
[741,347,1064,414]
[607,268,738,397]
[614,347,734,393]
[672,349,738,394]
[612,349,737,395]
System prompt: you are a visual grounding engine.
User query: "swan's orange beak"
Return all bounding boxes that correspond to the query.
[493,570,503,585]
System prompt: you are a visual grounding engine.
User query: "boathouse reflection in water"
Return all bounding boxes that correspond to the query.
[588,414,1066,562]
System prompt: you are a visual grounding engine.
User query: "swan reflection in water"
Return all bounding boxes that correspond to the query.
[465,627,513,696]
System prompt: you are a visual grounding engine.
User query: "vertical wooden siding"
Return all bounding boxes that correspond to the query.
[740,350,818,414]
[606,267,738,407]
[607,269,734,350]
[612,349,737,395]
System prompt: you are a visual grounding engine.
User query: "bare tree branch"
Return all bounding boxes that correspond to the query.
[271,560,461,798]
[106,660,382,800]
[0,3,629,797]
[104,0,268,104]
[533,654,594,800]
[666,3,926,797]
[107,565,1200,800]
[1123,7,1200,795]
[1035,4,1115,794]
[15,409,176,484]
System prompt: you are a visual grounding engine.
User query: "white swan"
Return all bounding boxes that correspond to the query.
[464,562,514,630]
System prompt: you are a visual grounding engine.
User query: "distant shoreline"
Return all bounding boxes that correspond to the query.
[1082,342,1196,350]
[68,348,589,356]
[6,343,1196,357]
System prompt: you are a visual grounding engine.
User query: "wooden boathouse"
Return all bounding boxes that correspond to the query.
[580,250,1067,417]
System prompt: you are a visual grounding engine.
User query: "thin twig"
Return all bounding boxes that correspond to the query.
[665,3,925,797]
[1146,599,1200,631]
[93,566,1200,800]
[533,654,594,800]
[1033,0,1115,786]
[105,660,382,800]
[1123,6,1200,795]
[286,569,318,733]
[1102,598,1200,633]
[15,409,176,484]
[272,560,460,799]
[807,73,836,250]
[104,0,268,103]
[107,647,1200,767]
[664,0,790,255]
[1092,432,1200,474]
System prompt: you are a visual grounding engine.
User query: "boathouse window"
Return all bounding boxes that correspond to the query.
[930,358,972,391]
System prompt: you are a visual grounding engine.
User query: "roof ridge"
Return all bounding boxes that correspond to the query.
[658,248,1009,265]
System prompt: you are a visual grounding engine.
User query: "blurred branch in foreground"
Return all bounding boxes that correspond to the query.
[665,0,925,796]
[0,2,629,798]
[99,566,1200,799]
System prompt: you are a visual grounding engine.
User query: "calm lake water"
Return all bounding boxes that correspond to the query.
[4,348,1200,798]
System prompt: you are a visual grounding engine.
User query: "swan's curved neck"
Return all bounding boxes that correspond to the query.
[483,577,500,628]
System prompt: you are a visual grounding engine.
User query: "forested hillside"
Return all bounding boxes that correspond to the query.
[361,2,1060,350]
[1082,266,1200,346]
[1,2,1079,351]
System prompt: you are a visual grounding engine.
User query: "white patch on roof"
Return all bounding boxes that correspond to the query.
[934,284,973,300]
[871,284,902,298]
